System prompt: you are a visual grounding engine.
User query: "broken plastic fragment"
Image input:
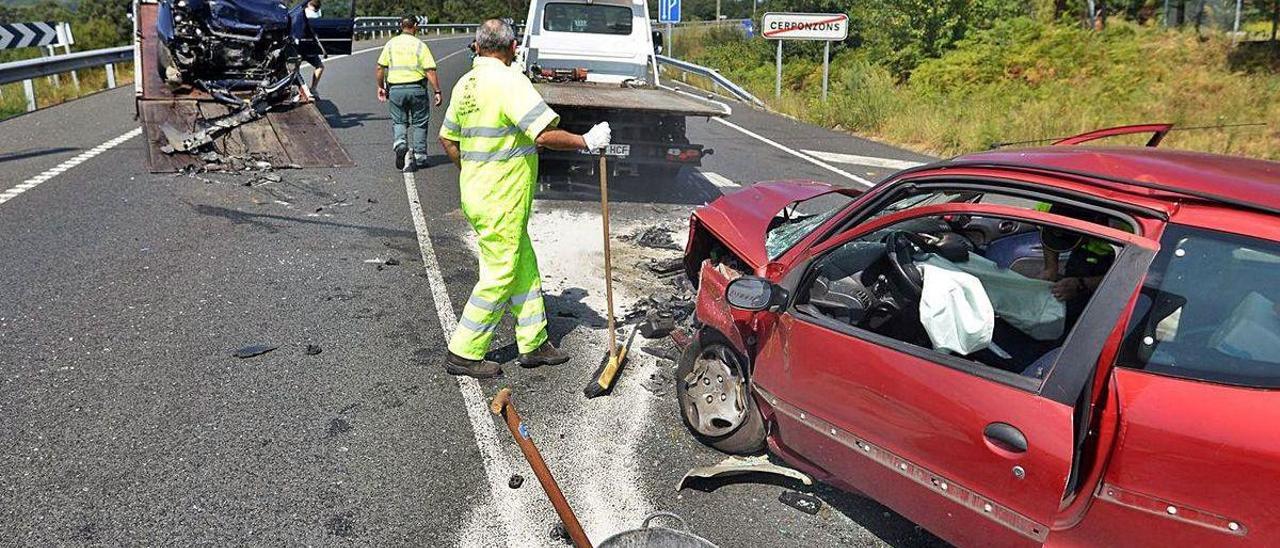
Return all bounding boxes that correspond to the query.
[677,455,812,491]
[233,344,277,359]
[508,474,524,489]
[778,491,823,515]
[304,344,322,356]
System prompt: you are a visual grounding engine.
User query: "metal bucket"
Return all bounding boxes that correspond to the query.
[597,513,718,548]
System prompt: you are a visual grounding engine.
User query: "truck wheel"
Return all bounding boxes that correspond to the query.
[676,332,766,454]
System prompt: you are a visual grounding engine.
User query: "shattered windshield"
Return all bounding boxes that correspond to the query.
[765,195,853,260]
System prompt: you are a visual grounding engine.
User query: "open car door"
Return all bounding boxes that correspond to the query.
[750,202,1158,547]
[296,0,355,57]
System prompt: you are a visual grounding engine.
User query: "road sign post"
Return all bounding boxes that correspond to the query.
[762,12,849,103]
[658,0,680,57]
[822,40,830,101]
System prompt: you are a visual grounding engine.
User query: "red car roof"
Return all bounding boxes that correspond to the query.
[950,146,1280,214]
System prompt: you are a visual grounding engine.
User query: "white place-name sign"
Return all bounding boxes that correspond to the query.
[761,12,849,41]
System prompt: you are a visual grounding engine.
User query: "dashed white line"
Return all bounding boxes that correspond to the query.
[710,117,874,188]
[0,128,142,207]
[698,170,739,188]
[401,171,539,547]
[801,149,925,170]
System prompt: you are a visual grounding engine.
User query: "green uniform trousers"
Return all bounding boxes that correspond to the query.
[387,84,430,156]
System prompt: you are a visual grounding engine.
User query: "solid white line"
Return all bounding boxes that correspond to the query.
[711,117,874,187]
[0,127,142,208]
[801,149,925,170]
[401,171,536,546]
[698,170,739,188]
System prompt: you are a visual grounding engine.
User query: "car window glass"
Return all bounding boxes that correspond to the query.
[794,213,1122,384]
[543,3,633,35]
[766,194,855,260]
[1120,225,1280,388]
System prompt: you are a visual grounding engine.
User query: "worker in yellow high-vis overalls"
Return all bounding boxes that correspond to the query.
[375,15,442,171]
[438,19,612,378]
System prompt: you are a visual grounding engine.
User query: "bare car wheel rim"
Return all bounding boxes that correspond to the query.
[682,345,748,438]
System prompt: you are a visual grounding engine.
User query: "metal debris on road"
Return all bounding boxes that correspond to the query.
[232,344,277,359]
[645,256,684,275]
[508,473,525,489]
[549,522,572,544]
[677,455,813,491]
[778,491,824,515]
[622,224,682,250]
[638,310,677,339]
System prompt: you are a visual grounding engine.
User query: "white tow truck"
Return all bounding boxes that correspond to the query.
[519,0,731,177]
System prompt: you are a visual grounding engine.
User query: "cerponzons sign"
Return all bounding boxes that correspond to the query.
[761,12,849,41]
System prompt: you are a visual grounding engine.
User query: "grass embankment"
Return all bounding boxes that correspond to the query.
[0,62,135,120]
[674,20,1280,160]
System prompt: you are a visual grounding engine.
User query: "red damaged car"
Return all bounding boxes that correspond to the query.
[677,125,1280,547]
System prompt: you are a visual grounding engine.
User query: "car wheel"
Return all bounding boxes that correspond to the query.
[676,332,766,454]
[156,40,183,87]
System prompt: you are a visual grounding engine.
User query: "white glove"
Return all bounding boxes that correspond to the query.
[583,122,612,152]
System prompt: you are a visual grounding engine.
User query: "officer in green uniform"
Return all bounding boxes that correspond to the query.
[438,19,612,378]
[375,15,442,171]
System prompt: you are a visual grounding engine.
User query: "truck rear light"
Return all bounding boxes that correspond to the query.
[666,148,703,162]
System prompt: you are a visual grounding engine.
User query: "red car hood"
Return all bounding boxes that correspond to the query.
[693,180,852,268]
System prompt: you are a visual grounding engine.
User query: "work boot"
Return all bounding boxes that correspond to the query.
[518,341,571,368]
[445,352,503,379]
[402,151,416,173]
[393,142,408,171]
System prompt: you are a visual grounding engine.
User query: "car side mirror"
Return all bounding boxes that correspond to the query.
[726,276,787,312]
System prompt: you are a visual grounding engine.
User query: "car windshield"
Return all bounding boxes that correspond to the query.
[765,194,853,260]
[543,3,633,35]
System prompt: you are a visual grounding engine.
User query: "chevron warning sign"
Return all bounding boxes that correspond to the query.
[0,22,64,50]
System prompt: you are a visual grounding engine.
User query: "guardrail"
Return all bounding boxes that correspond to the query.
[353,19,516,39]
[0,45,132,113]
[0,17,485,115]
[656,54,764,108]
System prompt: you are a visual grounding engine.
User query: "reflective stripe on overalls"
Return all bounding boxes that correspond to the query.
[441,57,561,360]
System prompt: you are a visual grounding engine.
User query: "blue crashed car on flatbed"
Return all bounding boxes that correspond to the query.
[154,0,355,89]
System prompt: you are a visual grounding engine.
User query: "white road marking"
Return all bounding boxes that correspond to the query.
[698,170,739,188]
[401,171,540,547]
[0,128,141,207]
[800,149,925,170]
[711,117,874,188]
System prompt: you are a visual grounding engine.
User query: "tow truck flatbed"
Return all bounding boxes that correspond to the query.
[534,82,730,118]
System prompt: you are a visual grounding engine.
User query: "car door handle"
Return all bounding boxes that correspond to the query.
[983,422,1028,454]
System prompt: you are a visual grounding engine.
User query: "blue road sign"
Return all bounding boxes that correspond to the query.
[658,0,681,23]
[741,19,754,38]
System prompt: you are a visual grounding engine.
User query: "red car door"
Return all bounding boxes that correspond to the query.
[751,203,1158,547]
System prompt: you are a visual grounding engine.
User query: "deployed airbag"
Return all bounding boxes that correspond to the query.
[923,254,1065,341]
[919,263,995,355]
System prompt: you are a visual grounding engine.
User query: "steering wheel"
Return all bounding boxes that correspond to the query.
[884,231,925,301]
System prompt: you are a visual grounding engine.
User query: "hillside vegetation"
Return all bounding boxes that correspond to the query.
[679,19,1280,160]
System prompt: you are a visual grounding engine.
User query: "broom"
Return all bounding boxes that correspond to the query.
[584,153,635,398]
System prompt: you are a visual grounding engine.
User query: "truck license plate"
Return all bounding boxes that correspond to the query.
[583,144,630,157]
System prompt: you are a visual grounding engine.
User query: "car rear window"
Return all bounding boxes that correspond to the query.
[1120,224,1280,388]
[543,3,633,35]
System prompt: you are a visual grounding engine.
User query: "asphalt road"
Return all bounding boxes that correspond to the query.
[0,37,945,547]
